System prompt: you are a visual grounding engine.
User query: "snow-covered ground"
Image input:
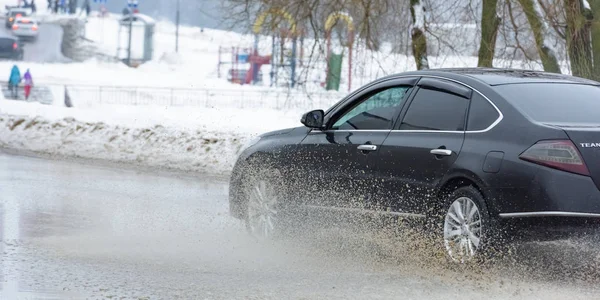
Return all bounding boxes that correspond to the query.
[0,100,305,175]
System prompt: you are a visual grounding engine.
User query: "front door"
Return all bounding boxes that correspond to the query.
[295,79,417,210]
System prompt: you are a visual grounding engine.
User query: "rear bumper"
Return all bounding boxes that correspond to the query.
[495,165,600,240]
[0,52,21,59]
[13,30,37,37]
[496,164,600,214]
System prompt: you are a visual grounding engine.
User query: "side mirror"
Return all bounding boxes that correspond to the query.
[301,109,325,129]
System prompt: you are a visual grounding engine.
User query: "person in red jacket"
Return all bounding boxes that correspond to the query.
[23,69,33,100]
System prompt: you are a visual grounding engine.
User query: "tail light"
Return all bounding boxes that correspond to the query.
[12,24,18,30]
[520,140,590,176]
[12,42,17,50]
[32,25,38,31]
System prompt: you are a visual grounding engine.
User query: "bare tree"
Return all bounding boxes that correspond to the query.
[517,0,561,72]
[588,0,600,79]
[564,0,592,78]
[410,0,430,69]
[478,0,501,67]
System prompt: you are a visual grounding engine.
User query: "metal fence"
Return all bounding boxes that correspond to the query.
[55,84,347,111]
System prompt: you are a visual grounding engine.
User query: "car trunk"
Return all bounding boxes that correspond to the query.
[14,20,34,31]
[556,125,600,190]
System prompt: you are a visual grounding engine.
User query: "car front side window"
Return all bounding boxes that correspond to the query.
[331,86,411,130]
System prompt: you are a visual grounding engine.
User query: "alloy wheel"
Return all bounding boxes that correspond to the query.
[246,179,278,239]
[443,197,482,263]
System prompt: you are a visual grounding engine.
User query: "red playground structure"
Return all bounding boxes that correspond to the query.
[218,46,271,85]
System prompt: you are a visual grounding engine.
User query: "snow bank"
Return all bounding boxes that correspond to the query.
[0,101,304,175]
[0,113,245,175]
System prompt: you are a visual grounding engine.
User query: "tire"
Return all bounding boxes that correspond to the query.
[242,166,289,241]
[432,186,498,263]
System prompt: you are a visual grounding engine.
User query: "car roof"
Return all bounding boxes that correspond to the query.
[9,8,28,13]
[385,68,600,86]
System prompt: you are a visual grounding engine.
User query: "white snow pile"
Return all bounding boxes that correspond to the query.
[0,101,304,175]
[0,114,249,175]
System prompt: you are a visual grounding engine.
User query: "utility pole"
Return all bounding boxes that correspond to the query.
[175,0,180,52]
[127,8,133,66]
[126,0,137,66]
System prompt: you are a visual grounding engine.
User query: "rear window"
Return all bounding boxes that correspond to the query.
[10,11,26,16]
[495,83,600,123]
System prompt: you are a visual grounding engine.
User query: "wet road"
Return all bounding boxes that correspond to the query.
[0,19,67,63]
[1,152,600,299]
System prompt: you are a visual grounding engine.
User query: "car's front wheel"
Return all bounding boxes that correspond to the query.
[243,168,286,241]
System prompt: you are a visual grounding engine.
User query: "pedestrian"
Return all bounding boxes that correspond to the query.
[53,0,58,13]
[47,0,51,10]
[69,0,77,14]
[8,65,21,99]
[23,69,32,100]
[84,0,90,16]
[30,0,36,13]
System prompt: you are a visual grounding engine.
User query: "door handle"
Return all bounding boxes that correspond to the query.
[430,149,453,156]
[358,145,378,151]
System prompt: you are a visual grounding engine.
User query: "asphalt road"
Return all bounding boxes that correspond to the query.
[0,20,67,63]
[1,152,600,299]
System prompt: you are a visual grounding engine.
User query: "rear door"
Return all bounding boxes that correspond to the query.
[295,77,417,209]
[375,78,470,214]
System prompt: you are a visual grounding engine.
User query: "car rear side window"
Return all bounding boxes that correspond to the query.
[495,83,600,124]
[331,86,411,130]
[399,88,469,131]
[467,93,500,131]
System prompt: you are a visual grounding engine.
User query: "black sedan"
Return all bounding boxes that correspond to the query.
[0,35,23,60]
[229,68,600,263]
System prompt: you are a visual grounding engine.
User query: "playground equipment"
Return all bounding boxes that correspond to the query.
[217,46,251,82]
[325,12,354,92]
[250,8,299,88]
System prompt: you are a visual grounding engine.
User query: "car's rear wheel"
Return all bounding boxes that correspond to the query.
[243,168,286,241]
[437,186,493,263]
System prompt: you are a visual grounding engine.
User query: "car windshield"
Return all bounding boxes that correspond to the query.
[495,83,600,124]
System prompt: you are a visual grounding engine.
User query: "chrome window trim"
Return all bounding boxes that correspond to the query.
[317,74,504,134]
[302,204,426,219]
[499,211,600,218]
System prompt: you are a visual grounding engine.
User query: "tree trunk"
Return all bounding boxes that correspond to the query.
[410,0,429,70]
[478,0,501,67]
[588,0,600,80]
[565,0,593,78]
[517,0,561,73]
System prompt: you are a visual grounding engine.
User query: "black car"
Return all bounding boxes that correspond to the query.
[0,35,23,60]
[229,68,600,263]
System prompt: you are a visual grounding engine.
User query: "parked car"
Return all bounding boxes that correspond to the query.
[11,17,39,40]
[229,68,600,263]
[0,35,24,60]
[5,8,29,29]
